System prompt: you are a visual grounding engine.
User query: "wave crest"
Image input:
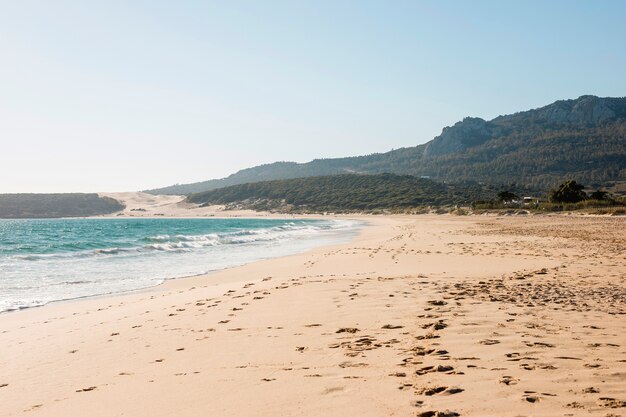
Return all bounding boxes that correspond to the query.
[10,220,358,261]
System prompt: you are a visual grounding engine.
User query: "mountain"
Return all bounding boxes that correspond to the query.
[146,95,626,195]
[186,173,492,212]
[0,194,124,218]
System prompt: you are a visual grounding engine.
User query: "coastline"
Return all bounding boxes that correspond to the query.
[0,216,365,315]
[1,214,624,416]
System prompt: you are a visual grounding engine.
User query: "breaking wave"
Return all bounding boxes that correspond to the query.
[0,218,360,313]
[10,221,355,261]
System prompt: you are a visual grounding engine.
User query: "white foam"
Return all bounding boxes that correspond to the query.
[0,220,362,313]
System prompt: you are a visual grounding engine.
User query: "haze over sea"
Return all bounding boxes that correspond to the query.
[0,218,358,313]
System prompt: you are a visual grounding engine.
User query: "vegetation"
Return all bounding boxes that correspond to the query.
[472,180,625,213]
[496,191,519,203]
[0,194,124,218]
[539,199,624,212]
[548,180,587,203]
[186,173,493,213]
[589,190,609,200]
[147,96,626,195]
[541,180,625,212]
[185,173,626,214]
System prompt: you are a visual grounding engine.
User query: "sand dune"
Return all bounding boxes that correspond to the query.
[0,215,624,416]
[98,191,293,218]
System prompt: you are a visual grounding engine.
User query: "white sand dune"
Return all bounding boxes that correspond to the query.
[98,191,303,218]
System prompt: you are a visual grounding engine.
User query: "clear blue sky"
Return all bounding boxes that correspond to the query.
[1,0,625,192]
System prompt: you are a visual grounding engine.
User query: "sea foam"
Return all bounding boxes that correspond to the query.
[0,218,359,312]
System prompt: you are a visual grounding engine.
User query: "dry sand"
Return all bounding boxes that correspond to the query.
[0,215,624,417]
[98,191,307,218]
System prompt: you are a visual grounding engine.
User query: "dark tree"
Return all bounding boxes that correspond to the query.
[496,191,519,202]
[589,190,610,201]
[548,180,588,203]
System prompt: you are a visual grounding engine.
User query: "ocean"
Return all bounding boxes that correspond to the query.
[0,217,359,313]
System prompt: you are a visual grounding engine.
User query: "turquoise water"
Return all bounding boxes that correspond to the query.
[0,218,358,312]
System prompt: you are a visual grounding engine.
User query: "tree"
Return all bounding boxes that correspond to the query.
[497,191,519,203]
[589,190,610,201]
[548,180,587,203]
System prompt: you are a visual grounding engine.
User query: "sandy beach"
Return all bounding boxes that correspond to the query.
[1,214,624,417]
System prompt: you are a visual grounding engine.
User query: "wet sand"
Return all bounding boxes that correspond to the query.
[1,215,624,416]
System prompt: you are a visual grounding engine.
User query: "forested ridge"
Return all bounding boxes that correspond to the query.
[147,95,626,195]
[186,174,501,212]
[0,194,124,218]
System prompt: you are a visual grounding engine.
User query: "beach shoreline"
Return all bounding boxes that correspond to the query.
[0,216,367,316]
[1,214,624,416]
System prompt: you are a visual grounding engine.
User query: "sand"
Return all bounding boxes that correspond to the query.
[97,191,311,218]
[0,214,624,417]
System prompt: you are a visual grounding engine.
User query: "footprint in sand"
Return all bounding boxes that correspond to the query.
[421,321,447,330]
[415,365,435,375]
[381,324,404,329]
[417,410,459,417]
[336,327,359,334]
[524,341,555,348]
[417,386,447,395]
[523,395,540,403]
[597,398,626,408]
[441,387,464,395]
[339,361,368,368]
[584,363,601,368]
[416,333,440,340]
[322,386,345,394]
[500,376,519,385]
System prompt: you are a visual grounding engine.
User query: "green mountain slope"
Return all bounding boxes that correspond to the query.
[147,95,626,195]
[0,194,124,218]
[186,173,494,212]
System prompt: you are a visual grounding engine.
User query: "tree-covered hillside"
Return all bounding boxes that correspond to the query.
[147,95,626,195]
[0,194,124,218]
[186,174,493,212]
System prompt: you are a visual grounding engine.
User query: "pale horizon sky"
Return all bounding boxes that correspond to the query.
[1,1,625,193]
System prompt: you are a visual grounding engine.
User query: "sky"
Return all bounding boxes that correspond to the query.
[1,0,625,193]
